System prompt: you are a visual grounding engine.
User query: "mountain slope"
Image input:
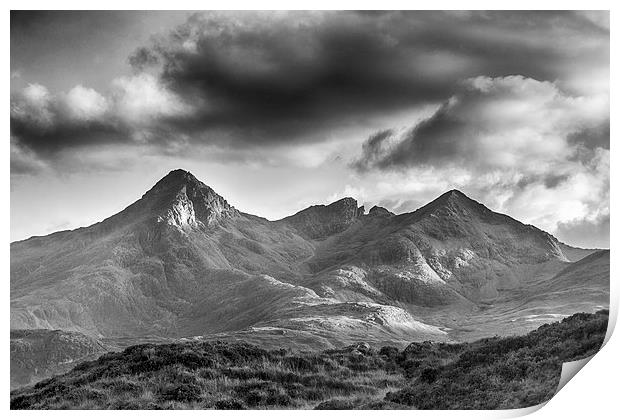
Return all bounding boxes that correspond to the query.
[10,170,608,389]
[546,249,609,291]
[10,170,446,345]
[11,171,313,337]
[303,189,589,306]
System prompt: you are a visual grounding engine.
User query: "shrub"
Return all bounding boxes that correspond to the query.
[10,395,34,410]
[233,381,293,407]
[64,387,106,404]
[419,367,439,383]
[177,350,214,370]
[379,346,399,359]
[282,356,316,372]
[158,383,202,402]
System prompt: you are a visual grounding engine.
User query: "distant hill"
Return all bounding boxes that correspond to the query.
[10,329,108,390]
[10,310,608,410]
[10,169,608,389]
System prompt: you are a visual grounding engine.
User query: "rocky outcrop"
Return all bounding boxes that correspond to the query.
[280,197,361,239]
[368,205,394,217]
[147,169,240,228]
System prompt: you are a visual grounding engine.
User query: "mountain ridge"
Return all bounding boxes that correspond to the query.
[10,169,608,389]
[11,171,601,260]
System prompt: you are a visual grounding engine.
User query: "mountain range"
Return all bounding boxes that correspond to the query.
[10,169,609,389]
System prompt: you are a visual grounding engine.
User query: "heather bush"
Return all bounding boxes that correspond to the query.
[387,311,607,409]
[158,382,202,402]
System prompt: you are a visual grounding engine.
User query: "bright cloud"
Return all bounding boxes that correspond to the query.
[62,85,109,121]
[111,73,192,124]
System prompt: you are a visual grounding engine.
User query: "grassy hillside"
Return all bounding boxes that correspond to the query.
[11,310,608,410]
[386,310,609,409]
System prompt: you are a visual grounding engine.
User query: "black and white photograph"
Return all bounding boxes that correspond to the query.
[8,7,613,412]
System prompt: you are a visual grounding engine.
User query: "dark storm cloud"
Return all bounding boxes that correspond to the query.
[350,102,462,172]
[10,114,128,153]
[10,10,90,33]
[10,138,47,175]
[131,10,607,144]
[10,83,124,154]
[10,10,609,171]
[567,121,610,149]
[10,73,193,166]
[128,47,160,71]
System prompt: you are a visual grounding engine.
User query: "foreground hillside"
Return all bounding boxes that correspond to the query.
[11,310,608,410]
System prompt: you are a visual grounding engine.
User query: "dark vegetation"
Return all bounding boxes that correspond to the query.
[11,310,608,410]
[386,310,609,409]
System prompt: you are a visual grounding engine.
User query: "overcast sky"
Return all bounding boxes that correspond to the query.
[10,11,609,248]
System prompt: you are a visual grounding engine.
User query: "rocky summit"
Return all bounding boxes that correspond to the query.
[145,169,240,228]
[10,170,609,389]
[281,197,363,239]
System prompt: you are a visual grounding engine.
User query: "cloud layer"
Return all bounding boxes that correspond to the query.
[11,11,609,164]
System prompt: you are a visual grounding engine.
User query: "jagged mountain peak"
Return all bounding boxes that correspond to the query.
[147,169,207,195]
[285,197,360,217]
[432,189,473,206]
[326,197,359,212]
[400,188,569,263]
[280,197,363,239]
[140,169,239,229]
[412,189,489,220]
